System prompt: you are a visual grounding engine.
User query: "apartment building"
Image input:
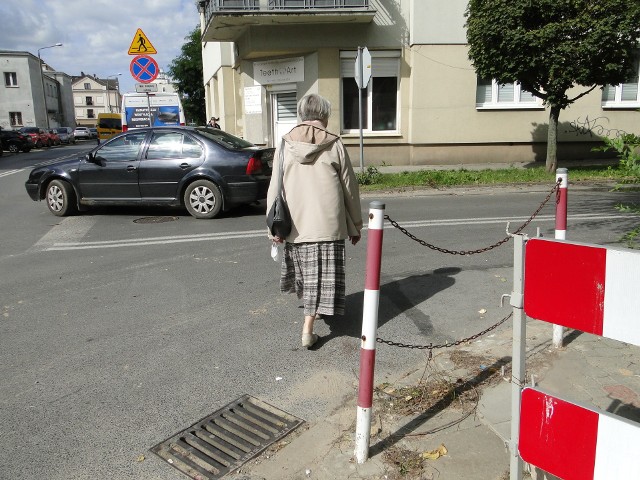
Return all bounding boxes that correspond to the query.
[197,0,639,166]
[0,50,75,130]
[71,74,122,127]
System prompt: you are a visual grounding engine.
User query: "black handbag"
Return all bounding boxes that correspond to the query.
[267,140,292,238]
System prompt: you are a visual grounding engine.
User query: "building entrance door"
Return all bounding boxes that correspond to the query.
[271,91,297,145]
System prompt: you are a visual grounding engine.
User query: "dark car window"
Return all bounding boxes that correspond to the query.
[94,132,147,162]
[146,132,202,160]
[98,118,121,129]
[194,127,255,150]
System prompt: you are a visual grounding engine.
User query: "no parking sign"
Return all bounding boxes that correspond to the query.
[130,55,159,84]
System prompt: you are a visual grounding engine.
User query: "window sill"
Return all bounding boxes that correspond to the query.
[341,132,402,138]
[602,103,640,110]
[5,85,19,88]
[476,104,544,111]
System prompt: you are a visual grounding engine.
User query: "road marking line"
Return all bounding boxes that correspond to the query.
[31,217,97,252]
[0,152,82,178]
[39,213,633,251]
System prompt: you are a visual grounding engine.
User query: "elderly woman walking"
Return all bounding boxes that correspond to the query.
[266,93,363,349]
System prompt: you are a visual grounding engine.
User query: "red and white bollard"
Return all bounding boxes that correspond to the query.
[552,168,568,348]
[555,168,568,240]
[355,201,385,464]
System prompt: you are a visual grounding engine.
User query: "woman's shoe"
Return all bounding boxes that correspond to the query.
[301,333,319,349]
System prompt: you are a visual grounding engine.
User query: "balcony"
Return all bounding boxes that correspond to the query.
[199,0,375,42]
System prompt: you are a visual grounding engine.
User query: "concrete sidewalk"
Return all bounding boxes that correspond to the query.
[231,317,639,480]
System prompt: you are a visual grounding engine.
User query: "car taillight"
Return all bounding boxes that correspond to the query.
[122,125,128,132]
[246,156,263,175]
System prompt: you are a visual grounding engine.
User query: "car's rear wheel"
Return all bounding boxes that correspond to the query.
[9,144,19,153]
[184,180,222,219]
[46,179,77,217]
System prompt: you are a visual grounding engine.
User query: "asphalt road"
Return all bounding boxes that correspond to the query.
[1,145,639,479]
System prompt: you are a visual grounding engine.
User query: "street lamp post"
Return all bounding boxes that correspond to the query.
[106,73,122,113]
[37,43,63,129]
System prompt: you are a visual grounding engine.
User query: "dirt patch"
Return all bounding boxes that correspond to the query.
[383,446,428,479]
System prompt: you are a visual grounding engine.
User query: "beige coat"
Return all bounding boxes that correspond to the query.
[266,122,363,243]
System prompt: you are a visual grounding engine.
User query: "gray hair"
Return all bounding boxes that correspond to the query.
[298,94,331,122]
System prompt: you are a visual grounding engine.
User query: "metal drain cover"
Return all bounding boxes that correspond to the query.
[133,216,179,224]
[151,395,304,479]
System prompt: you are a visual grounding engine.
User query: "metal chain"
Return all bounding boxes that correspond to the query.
[376,312,513,360]
[384,179,561,255]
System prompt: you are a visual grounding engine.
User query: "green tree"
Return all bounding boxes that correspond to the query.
[168,26,206,125]
[465,0,640,172]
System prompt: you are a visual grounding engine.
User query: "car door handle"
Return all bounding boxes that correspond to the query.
[180,163,190,169]
[127,165,137,172]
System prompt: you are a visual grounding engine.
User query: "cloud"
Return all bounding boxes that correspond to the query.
[0,0,199,93]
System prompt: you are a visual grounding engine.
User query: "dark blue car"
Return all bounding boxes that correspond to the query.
[25,126,274,219]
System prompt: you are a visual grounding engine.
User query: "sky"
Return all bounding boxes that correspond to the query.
[0,0,199,94]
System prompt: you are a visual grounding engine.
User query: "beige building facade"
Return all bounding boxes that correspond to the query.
[197,0,639,166]
[71,74,122,127]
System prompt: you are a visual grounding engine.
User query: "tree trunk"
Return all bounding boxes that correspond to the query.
[546,106,560,172]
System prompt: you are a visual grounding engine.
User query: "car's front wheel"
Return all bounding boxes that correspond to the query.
[9,144,19,153]
[46,179,77,217]
[184,180,222,219]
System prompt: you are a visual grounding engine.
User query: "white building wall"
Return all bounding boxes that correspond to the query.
[0,53,45,128]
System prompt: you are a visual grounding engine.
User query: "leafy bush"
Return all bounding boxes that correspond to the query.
[596,133,640,181]
[356,165,383,185]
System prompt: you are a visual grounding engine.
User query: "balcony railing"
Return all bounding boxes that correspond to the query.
[201,0,373,41]
[204,0,369,15]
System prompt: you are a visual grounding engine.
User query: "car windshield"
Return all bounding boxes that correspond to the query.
[21,127,38,133]
[98,118,121,129]
[194,127,256,151]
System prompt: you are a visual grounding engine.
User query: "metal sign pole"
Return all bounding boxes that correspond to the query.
[358,46,364,173]
[146,93,152,127]
[509,234,526,480]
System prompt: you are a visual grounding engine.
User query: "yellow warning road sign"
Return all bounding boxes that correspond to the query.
[128,28,157,55]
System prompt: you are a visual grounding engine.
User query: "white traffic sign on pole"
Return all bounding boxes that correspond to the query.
[135,83,158,93]
[354,47,371,89]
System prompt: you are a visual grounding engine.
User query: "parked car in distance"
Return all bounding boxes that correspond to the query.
[0,129,33,153]
[54,127,76,144]
[47,129,61,146]
[89,127,98,139]
[19,127,49,148]
[25,126,274,219]
[73,126,91,140]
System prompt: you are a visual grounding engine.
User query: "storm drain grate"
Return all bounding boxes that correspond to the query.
[151,395,304,480]
[133,216,179,224]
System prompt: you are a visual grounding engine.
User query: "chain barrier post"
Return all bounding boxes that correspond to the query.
[509,234,527,480]
[355,201,385,464]
[552,168,568,348]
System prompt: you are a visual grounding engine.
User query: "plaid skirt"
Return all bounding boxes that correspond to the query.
[280,241,346,316]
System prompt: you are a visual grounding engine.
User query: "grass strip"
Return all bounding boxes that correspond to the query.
[359,165,634,191]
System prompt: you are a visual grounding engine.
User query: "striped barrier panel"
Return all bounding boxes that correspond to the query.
[518,238,640,479]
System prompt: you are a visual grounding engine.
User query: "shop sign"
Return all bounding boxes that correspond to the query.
[253,57,304,85]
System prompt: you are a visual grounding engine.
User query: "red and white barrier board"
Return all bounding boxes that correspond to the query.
[524,238,640,347]
[519,388,640,480]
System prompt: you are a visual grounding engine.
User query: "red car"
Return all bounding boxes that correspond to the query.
[19,127,50,148]
[47,129,61,146]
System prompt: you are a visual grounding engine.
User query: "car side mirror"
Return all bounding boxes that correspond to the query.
[85,152,97,163]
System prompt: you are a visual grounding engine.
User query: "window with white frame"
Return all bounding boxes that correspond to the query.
[4,72,17,86]
[84,82,91,89]
[340,50,400,133]
[476,78,540,109]
[10,112,23,126]
[602,52,640,108]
